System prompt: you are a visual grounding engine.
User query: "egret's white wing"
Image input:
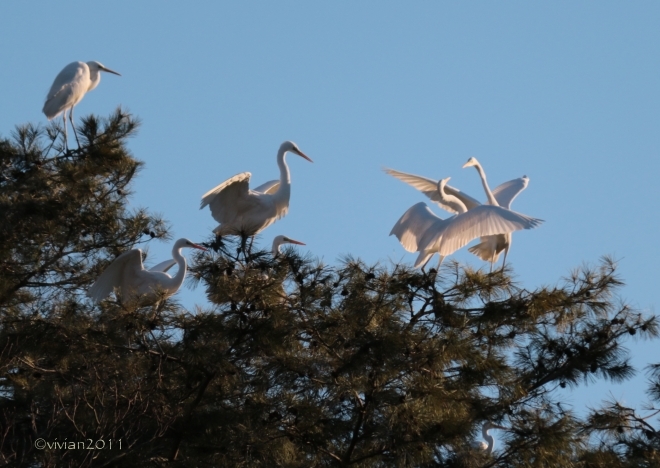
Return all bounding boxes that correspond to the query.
[384,168,482,213]
[42,62,89,119]
[492,177,529,209]
[253,180,280,194]
[87,249,144,304]
[200,172,257,224]
[200,172,251,210]
[422,205,543,255]
[201,172,277,235]
[390,202,445,253]
[149,259,177,273]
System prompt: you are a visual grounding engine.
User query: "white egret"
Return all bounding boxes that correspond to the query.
[391,178,542,268]
[462,157,529,268]
[271,235,305,257]
[43,61,121,150]
[87,238,207,306]
[472,422,506,455]
[385,167,530,269]
[200,141,312,251]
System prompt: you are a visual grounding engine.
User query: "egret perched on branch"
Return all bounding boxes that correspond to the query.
[87,238,207,306]
[472,422,507,455]
[43,61,121,150]
[385,165,530,269]
[200,141,313,252]
[391,178,542,268]
[271,235,305,257]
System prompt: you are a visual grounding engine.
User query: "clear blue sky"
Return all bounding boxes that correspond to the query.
[2,2,659,419]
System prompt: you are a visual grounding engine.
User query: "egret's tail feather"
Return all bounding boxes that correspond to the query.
[468,242,501,263]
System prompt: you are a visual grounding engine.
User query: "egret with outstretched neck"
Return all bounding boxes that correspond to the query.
[43,61,121,150]
[462,157,526,269]
[200,141,312,253]
[87,238,207,306]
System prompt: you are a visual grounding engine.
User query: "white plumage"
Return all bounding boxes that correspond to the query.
[87,238,206,306]
[385,159,532,268]
[461,157,531,268]
[271,235,305,257]
[200,141,312,239]
[471,422,506,455]
[43,61,120,149]
[391,178,542,268]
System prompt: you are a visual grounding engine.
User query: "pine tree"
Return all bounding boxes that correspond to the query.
[0,113,658,467]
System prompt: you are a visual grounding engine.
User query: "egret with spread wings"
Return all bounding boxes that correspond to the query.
[43,61,121,150]
[385,162,531,269]
[391,178,542,269]
[200,141,312,250]
[87,238,207,306]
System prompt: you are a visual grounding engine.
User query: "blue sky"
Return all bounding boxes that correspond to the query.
[2,2,659,419]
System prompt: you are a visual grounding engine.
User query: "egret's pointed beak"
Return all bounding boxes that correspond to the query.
[461,162,471,168]
[284,237,306,246]
[192,243,208,251]
[100,66,121,76]
[293,149,313,163]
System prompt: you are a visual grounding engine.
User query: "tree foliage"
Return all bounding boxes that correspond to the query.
[0,114,658,467]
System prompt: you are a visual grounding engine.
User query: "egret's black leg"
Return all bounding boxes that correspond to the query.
[69,107,81,148]
[62,113,69,152]
[240,234,248,261]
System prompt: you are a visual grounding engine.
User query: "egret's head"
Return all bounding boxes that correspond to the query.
[462,157,479,169]
[175,238,208,251]
[87,61,121,76]
[483,421,507,432]
[280,141,313,162]
[272,235,305,256]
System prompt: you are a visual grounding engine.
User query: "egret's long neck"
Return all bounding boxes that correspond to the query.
[482,426,495,455]
[474,163,499,206]
[168,247,188,290]
[88,68,101,92]
[275,148,292,203]
[484,433,494,455]
[272,243,281,256]
[438,181,468,214]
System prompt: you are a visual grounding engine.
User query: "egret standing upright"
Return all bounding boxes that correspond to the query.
[43,61,121,150]
[461,157,530,269]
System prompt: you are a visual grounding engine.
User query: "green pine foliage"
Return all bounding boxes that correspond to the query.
[0,113,658,467]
